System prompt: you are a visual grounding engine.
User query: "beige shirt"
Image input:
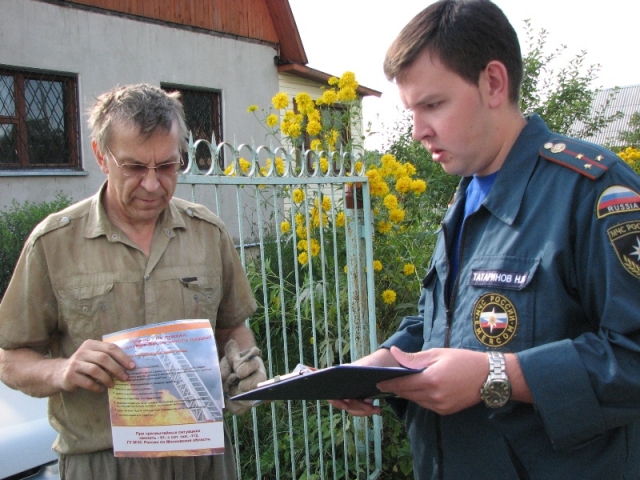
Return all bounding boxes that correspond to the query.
[0,184,256,455]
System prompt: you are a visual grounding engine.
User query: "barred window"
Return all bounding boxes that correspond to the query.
[0,67,80,170]
[161,85,223,171]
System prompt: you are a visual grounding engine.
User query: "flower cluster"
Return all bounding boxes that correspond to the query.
[249,71,360,155]
[365,154,427,235]
[618,146,640,176]
[249,72,430,312]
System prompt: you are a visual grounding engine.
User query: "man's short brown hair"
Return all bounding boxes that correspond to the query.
[88,84,188,154]
[384,0,523,103]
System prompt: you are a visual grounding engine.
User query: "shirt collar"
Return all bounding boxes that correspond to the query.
[84,181,186,239]
[482,114,552,225]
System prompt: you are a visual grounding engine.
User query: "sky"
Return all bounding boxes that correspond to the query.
[288,0,640,149]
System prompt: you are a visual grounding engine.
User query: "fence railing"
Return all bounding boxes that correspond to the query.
[178,136,381,480]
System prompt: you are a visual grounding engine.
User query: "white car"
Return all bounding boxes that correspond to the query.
[0,381,59,479]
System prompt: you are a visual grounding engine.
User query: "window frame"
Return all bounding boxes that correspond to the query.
[0,66,81,172]
[161,84,223,171]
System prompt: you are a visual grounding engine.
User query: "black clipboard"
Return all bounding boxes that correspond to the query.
[230,365,423,401]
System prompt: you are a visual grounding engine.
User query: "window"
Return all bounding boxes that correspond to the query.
[0,67,80,170]
[161,85,223,171]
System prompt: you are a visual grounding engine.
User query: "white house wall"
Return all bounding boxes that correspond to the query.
[1,0,280,237]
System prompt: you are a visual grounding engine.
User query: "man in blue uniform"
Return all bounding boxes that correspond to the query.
[331,1,640,478]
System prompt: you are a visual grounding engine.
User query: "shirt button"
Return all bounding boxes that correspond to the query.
[111,234,118,240]
[60,216,69,224]
[186,208,193,217]
[144,275,150,281]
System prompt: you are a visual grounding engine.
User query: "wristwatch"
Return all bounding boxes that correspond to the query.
[480,352,511,408]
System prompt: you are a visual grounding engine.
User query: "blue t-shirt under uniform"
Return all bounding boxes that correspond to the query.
[447,171,499,302]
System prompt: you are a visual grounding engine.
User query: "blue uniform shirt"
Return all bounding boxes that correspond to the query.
[382,114,640,479]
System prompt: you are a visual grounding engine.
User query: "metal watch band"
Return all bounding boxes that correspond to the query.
[487,352,507,381]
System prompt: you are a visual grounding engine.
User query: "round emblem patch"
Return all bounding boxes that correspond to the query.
[473,293,518,348]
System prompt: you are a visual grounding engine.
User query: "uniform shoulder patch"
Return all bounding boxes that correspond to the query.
[539,136,617,180]
[597,185,640,218]
[171,197,225,228]
[29,198,88,241]
[607,220,640,279]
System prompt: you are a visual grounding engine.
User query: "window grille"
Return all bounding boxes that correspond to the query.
[0,67,80,169]
[162,85,223,171]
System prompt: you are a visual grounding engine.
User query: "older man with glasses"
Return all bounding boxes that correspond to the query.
[0,84,265,480]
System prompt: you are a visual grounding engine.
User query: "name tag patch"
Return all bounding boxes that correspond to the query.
[470,269,529,290]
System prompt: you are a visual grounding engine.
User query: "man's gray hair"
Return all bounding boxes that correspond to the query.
[88,84,188,154]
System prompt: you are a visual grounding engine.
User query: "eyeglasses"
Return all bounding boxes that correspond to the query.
[107,148,182,178]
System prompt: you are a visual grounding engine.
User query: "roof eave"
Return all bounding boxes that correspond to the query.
[277,63,382,98]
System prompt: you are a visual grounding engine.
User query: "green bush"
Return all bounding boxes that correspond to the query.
[0,193,73,300]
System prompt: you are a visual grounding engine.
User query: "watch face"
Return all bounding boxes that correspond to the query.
[483,380,511,407]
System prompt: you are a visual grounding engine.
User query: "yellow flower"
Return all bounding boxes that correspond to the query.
[338,71,358,89]
[307,109,321,123]
[272,92,289,110]
[395,176,412,194]
[298,251,309,265]
[280,221,291,234]
[295,92,315,115]
[373,260,383,271]
[223,164,235,176]
[382,289,397,304]
[405,162,417,176]
[239,158,251,173]
[383,194,398,210]
[320,157,329,173]
[411,179,427,195]
[295,212,305,226]
[296,225,306,238]
[322,196,332,212]
[223,157,251,176]
[298,239,308,251]
[343,264,348,274]
[274,157,285,175]
[389,208,405,224]
[335,211,345,227]
[377,220,392,234]
[326,130,339,149]
[247,104,258,113]
[403,263,416,276]
[309,336,315,345]
[266,114,279,128]
[310,238,321,257]
[306,119,322,136]
[367,169,390,197]
[317,89,337,105]
[337,86,356,102]
[310,139,322,152]
[328,76,339,86]
[354,161,364,174]
[292,188,305,203]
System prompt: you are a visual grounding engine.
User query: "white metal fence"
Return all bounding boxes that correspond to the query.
[179,136,382,479]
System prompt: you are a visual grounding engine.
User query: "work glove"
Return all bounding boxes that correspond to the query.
[220,339,267,415]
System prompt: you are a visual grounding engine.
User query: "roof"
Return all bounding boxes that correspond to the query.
[576,84,640,147]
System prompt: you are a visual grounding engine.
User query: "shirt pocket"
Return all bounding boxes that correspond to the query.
[58,283,118,346]
[460,256,540,351]
[179,275,221,326]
